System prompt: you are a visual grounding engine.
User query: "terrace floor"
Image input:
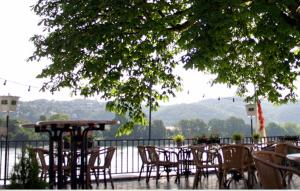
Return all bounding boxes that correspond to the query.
[86,172,300,190]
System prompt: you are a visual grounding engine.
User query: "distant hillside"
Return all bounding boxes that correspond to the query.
[16,99,114,123]
[9,98,300,126]
[154,99,300,125]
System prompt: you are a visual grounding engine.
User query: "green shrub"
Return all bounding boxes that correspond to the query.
[252,133,260,141]
[173,134,185,143]
[232,133,244,142]
[9,147,48,189]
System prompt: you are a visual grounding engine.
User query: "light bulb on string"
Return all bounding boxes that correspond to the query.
[28,86,31,92]
[3,80,6,86]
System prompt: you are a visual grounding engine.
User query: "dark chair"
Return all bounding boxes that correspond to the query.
[137,145,153,181]
[253,150,300,189]
[190,145,223,189]
[33,148,50,181]
[32,148,70,182]
[275,142,300,155]
[146,146,180,184]
[86,146,115,189]
[220,144,254,188]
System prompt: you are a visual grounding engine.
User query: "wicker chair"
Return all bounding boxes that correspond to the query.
[275,142,300,155]
[253,151,300,189]
[220,144,254,188]
[137,145,154,181]
[32,148,70,181]
[190,145,223,189]
[86,146,115,189]
[33,148,52,180]
[254,150,286,165]
[146,146,180,184]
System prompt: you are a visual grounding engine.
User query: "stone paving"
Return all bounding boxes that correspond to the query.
[89,172,300,190]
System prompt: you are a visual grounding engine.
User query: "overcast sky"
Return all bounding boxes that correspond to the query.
[0,1,243,104]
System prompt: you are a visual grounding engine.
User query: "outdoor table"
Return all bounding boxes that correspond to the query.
[164,146,193,178]
[23,120,116,189]
[286,153,300,173]
[286,153,300,163]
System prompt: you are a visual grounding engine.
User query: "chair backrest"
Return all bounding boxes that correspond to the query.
[254,150,286,165]
[88,148,101,167]
[191,145,222,167]
[88,146,115,168]
[33,148,49,168]
[137,145,149,164]
[190,145,206,165]
[178,146,191,161]
[275,142,300,155]
[104,146,115,168]
[253,151,300,189]
[146,146,160,163]
[221,144,251,171]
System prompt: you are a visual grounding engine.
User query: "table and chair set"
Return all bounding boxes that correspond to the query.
[137,141,300,189]
[20,119,300,190]
[23,120,117,189]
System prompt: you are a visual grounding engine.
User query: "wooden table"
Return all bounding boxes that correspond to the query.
[23,120,116,189]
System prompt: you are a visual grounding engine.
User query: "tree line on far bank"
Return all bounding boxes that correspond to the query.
[1,113,299,141]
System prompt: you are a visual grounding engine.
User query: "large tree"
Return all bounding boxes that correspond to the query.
[29,0,300,134]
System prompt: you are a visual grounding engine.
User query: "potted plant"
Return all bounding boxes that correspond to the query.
[209,134,220,144]
[252,133,260,144]
[232,133,244,144]
[193,134,208,144]
[63,135,71,149]
[173,134,185,147]
[279,135,299,142]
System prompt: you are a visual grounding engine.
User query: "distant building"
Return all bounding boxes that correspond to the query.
[166,126,175,130]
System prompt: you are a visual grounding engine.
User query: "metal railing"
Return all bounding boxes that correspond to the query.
[0,135,297,183]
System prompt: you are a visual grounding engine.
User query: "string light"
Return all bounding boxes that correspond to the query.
[216,96,244,103]
[0,77,40,90]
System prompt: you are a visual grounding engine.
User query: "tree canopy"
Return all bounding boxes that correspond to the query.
[29,0,300,135]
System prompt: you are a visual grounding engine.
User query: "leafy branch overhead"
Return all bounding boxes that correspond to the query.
[29,0,300,134]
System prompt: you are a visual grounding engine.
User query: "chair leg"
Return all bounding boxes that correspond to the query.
[108,169,114,189]
[138,164,144,181]
[193,170,200,189]
[145,165,150,181]
[92,169,99,186]
[156,166,160,184]
[146,166,152,183]
[176,166,180,184]
[41,171,45,181]
[166,167,170,182]
[218,171,224,189]
[103,169,107,188]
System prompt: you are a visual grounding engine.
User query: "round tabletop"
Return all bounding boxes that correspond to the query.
[286,153,300,162]
[22,119,117,128]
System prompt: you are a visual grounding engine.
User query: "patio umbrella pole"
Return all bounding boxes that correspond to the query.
[250,115,253,142]
[148,83,152,142]
[4,113,9,187]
